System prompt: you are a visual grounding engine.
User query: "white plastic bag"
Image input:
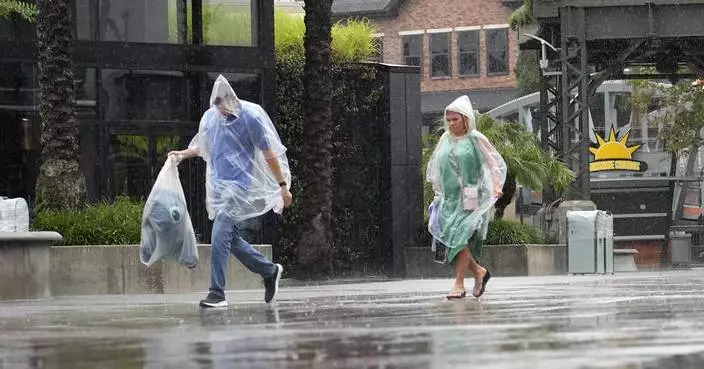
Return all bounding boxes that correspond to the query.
[0,197,29,232]
[140,157,198,269]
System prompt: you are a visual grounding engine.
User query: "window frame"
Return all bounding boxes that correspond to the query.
[401,33,424,75]
[456,30,480,77]
[429,32,451,79]
[485,27,509,76]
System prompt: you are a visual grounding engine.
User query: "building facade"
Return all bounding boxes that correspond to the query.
[0,0,275,240]
[332,0,520,120]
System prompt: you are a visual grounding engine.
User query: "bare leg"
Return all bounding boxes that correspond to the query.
[449,248,488,299]
[451,248,471,293]
[466,250,488,297]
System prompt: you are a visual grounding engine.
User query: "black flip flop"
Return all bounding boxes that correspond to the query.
[474,270,491,298]
[446,289,467,300]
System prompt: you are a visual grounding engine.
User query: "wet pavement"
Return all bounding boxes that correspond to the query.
[2,271,704,368]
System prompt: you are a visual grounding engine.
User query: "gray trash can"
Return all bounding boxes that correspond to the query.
[669,232,692,267]
[566,210,614,275]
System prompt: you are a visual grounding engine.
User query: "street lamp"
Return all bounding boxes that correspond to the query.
[523,33,558,71]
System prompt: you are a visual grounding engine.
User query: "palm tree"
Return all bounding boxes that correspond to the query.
[296,0,334,276]
[0,0,36,21]
[34,0,85,211]
[477,114,575,219]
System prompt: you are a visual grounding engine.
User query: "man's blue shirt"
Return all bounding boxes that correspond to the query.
[206,106,271,189]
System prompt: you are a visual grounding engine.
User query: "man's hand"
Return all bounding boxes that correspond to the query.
[282,187,293,208]
[168,147,199,164]
[167,150,185,163]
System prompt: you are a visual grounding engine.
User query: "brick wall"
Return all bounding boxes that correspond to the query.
[616,241,663,269]
[373,0,519,93]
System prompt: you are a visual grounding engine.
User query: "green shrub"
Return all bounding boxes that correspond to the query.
[485,219,546,245]
[275,61,386,275]
[32,198,143,246]
[274,10,379,63]
[331,18,379,63]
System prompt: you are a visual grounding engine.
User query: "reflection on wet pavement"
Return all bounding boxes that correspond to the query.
[2,271,704,368]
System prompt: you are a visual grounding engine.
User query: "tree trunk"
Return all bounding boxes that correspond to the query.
[297,0,333,277]
[35,0,85,211]
[494,172,517,219]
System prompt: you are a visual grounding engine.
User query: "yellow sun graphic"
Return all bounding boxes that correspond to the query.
[589,128,641,160]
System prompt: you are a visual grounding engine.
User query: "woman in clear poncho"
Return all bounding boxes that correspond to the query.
[427,95,507,299]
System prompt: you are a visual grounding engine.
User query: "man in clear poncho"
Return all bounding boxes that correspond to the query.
[168,75,292,308]
[427,95,507,299]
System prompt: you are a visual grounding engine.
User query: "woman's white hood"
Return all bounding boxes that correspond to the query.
[444,95,476,132]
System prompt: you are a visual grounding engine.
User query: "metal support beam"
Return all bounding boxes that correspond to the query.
[539,69,562,204]
[589,40,645,97]
[560,6,591,200]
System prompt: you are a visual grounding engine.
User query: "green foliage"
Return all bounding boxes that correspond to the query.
[275,61,386,275]
[477,114,576,193]
[274,11,379,64]
[331,18,379,63]
[203,3,253,46]
[0,0,36,22]
[275,10,306,63]
[629,78,704,157]
[32,198,143,246]
[485,219,546,245]
[508,0,534,31]
[515,50,541,96]
[165,7,378,61]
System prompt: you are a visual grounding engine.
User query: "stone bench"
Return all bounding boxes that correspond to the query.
[614,248,639,273]
[0,231,63,300]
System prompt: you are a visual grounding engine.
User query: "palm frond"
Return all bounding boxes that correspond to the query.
[0,0,37,22]
[478,114,575,192]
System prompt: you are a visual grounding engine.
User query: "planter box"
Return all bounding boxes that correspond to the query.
[405,244,567,278]
[0,232,63,300]
[50,244,272,296]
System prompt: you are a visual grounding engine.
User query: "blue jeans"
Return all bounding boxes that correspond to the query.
[210,213,277,298]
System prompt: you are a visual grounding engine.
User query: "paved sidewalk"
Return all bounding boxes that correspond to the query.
[2,270,704,368]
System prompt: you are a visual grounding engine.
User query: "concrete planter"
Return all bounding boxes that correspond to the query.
[405,244,567,278]
[50,244,271,296]
[0,232,62,300]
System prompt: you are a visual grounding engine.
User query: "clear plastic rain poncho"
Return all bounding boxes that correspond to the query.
[140,156,199,269]
[189,75,291,222]
[426,95,507,259]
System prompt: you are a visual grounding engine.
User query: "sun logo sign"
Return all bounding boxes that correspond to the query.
[589,128,647,172]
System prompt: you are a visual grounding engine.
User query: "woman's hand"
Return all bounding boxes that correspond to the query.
[495,188,503,198]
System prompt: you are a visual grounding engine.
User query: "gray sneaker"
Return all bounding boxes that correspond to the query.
[199,292,228,308]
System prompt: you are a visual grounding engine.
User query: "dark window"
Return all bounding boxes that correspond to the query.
[100,70,188,121]
[457,30,479,76]
[486,28,509,75]
[402,34,423,73]
[429,33,450,78]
